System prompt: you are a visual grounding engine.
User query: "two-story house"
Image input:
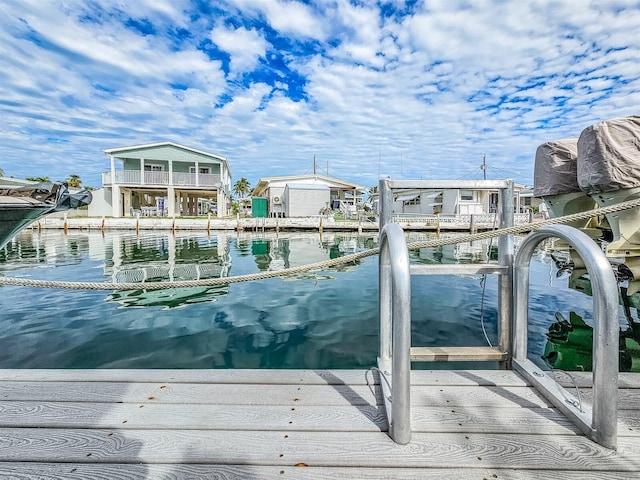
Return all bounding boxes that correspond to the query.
[89,142,231,218]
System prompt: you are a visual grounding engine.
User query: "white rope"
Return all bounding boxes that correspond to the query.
[2,197,639,291]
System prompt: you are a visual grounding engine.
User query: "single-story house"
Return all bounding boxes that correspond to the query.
[88,142,232,218]
[252,174,365,218]
[372,181,528,216]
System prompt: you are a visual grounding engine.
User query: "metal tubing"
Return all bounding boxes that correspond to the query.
[379,238,392,367]
[498,180,514,362]
[379,178,393,230]
[379,223,412,444]
[513,224,619,449]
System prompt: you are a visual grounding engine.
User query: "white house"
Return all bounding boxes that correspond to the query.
[89,142,232,218]
[380,182,527,216]
[252,174,365,218]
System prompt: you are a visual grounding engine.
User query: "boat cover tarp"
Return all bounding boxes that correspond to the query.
[578,115,640,194]
[533,138,580,196]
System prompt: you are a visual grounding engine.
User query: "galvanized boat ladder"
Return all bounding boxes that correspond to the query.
[377,178,619,449]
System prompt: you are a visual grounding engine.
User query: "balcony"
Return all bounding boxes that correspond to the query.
[103,171,222,188]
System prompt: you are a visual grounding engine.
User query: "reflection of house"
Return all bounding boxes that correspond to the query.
[252,174,365,218]
[89,142,232,218]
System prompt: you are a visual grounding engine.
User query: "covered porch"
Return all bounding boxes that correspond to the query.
[118,187,222,218]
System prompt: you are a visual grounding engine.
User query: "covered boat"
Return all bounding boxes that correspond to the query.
[578,115,640,256]
[0,182,92,249]
[533,137,598,231]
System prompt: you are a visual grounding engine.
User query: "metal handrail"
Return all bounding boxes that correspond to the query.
[513,224,619,450]
[378,223,411,445]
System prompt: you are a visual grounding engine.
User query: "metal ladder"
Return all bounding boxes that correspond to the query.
[377,178,619,449]
[379,179,515,369]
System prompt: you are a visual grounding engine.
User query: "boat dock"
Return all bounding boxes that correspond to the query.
[1,368,639,478]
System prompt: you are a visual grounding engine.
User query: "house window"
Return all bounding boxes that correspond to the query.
[190,167,211,174]
[404,197,421,206]
[460,190,474,201]
[144,164,163,172]
[524,197,532,206]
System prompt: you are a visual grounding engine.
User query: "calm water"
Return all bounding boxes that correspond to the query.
[0,229,637,370]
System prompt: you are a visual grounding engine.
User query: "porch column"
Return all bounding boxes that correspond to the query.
[195,162,200,186]
[140,158,145,185]
[110,155,116,185]
[123,190,132,216]
[167,187,176,217]
[217,190,225,218]
[112,185,122,218]
[181,194,188,217]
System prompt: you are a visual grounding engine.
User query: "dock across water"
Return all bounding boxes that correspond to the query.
[1,368,639,479]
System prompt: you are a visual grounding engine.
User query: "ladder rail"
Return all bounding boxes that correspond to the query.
[513,224,619,450]
[378,223,412,445]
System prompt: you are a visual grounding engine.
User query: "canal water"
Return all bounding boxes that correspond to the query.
[0,229,638,370]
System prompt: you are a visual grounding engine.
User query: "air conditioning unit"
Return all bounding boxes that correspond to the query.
[272,196,282,204]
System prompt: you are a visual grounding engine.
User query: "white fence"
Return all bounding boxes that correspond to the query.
[103,171,222,187]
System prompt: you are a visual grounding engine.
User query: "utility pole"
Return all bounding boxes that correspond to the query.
[313,155,316,175]
[482,154,487,180]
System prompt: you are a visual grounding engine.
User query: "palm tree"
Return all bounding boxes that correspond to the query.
[233,177,251,198]
[0,167,4,178]
[26,176,51,183]
[66,174,82,188]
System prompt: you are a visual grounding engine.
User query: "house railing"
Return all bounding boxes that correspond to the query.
[392,213,531,226]
[103,171,222,188]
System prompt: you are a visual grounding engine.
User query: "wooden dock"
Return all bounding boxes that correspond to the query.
[1,368,640,479]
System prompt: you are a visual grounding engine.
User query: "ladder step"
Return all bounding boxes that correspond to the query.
[410,346,507,362]
[409,264,509,275]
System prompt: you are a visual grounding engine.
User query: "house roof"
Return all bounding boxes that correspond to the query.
[253,174,364,196]
[104,142,230,176]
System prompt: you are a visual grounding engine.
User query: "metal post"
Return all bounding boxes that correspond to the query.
[379,178,393,231]
[498,180,514,364]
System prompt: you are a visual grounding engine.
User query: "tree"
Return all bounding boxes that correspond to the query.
[233,177,251,198]
[26,176,51,183]
[66,174,82,188]
[0,167,4,178]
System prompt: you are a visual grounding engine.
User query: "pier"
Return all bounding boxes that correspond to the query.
[1,368,640,478]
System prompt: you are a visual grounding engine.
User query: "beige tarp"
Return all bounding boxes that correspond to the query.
[533,138,580,196]
[578,116,640,194]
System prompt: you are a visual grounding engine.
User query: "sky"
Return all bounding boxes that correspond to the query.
[1,0,639,191]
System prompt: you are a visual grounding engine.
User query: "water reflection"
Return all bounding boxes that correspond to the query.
[542,288,640,372]
[3,229,634,371]
[105,234,232,308]
[0,230,382,369]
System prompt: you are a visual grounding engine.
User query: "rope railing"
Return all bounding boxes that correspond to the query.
[2,198,640,291]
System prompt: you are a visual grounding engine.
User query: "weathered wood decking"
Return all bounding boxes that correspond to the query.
[1,369,639,479]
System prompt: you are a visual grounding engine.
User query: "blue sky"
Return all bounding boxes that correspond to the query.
[1,0,639,190]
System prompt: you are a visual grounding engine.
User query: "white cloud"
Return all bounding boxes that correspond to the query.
[1,0,640,189]
[210,25,270,77]
[230,0,328,39]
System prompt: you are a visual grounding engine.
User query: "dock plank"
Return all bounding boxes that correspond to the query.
[3,464,638,480]
[0,368,533,386]
[1,429,640,471]
[0,402,386,431]
[0,382,381,406]
[0,401,599,435]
